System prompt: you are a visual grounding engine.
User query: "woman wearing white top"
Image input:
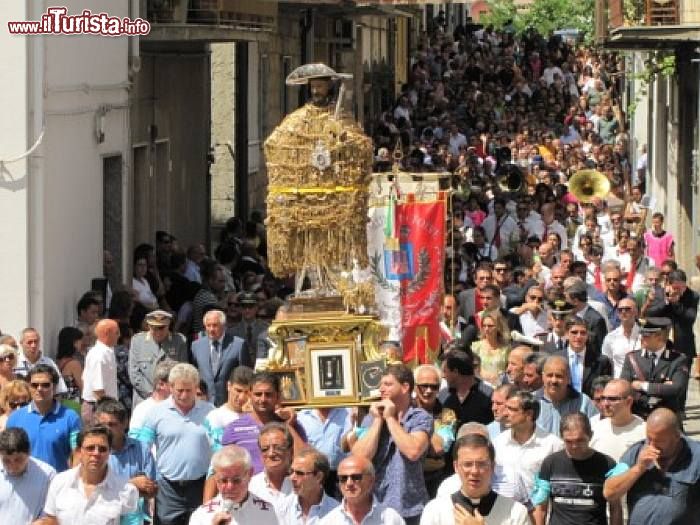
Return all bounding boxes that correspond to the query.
[132,256,158,311]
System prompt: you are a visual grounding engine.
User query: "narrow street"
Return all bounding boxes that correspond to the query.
[685,378,700,437]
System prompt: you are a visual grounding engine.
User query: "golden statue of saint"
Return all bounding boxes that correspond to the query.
[264,64,373,292]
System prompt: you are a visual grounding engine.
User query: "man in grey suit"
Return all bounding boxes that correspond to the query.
[457,265,494,321]
[128,310,188,405]
[191,309,251,406]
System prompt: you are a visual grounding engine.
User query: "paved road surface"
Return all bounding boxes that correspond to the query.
[685,378,700,437]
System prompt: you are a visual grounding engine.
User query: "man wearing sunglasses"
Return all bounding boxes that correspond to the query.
[600,267,629,331]
[128,310,188,406]
[510,284,548,337]
[276,447,339,523]
[590,379,646,462]
[319,455,404,525]
[413,365,457,498]
[7,364,80,472]
[189,445,278,525]
[601,298,642,378]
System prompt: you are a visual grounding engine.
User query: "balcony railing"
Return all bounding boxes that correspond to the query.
[146,0,276,33]
[645,0,679,25]
[604,0,700,29]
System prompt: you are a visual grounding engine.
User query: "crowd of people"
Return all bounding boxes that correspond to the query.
[1,16,700,525]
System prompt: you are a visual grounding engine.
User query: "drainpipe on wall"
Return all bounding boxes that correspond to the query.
[28,0,46,336]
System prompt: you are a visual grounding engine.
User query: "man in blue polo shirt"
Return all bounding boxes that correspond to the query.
[604,407,700,524]
[135,363,213,525]
[95,398,157,525]
[7,364,81,472]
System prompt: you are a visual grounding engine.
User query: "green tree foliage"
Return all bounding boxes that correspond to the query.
[479,0,518,30]
[481,0,595,42]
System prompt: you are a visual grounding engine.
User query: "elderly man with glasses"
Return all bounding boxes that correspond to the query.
[189,445,278,525]
[249,422,294,507]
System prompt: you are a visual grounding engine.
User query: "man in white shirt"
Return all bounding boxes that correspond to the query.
[482,198,518,256]
[249,423,294,506]
[82,319,120,423]
[494,390,563,497]
[590,379,646,461]
[276,447,339,523]
[601,298,643,377]
[128,360,175,438]
[541,60,564,86]
[189,445,278,525]
[204,366,253,454]
[319,455,404,525]
[0,427,56,525]
[447,124,467,156]
[510,284,549,337]
[14,328,67,394]
[41,425,138,525]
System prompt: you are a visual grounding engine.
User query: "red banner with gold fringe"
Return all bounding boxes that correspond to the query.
[391,194,446,365]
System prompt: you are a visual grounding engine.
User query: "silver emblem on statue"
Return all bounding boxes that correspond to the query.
[310,141,331,171]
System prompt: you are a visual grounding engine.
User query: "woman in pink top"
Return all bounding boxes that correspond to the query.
[643,212,675,267]
[465,195,486,226]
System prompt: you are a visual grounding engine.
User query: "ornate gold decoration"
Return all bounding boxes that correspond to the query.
[264,103,373,278]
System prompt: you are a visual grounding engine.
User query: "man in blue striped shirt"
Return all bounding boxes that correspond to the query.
[95,398,156,525]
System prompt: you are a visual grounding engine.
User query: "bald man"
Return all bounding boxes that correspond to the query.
[504,346,531,388]
[320,455,404,524]
[535,355,598,436]
[604,408,700,524]
[82,319,120,422]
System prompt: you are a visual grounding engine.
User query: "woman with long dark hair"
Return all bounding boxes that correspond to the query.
[56,326,85,402]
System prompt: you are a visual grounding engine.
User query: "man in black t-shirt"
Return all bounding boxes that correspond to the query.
[532,413,622,525]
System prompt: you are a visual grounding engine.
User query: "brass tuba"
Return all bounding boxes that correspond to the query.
[495,163,523,193]
[568,169,611,203]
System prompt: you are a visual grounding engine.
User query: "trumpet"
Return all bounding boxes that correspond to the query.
[495,164,523,193]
